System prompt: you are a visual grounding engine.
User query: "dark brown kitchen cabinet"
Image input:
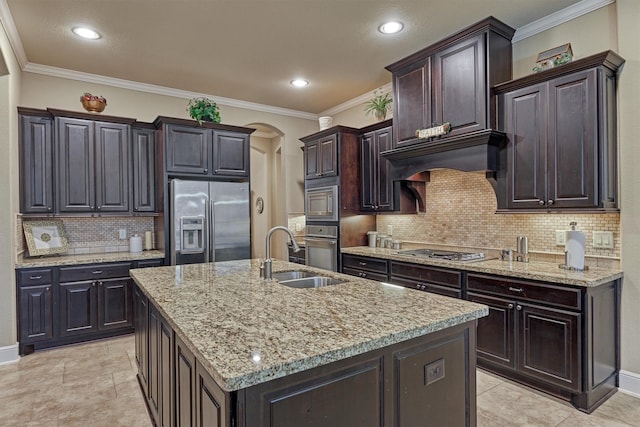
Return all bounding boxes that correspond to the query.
[157,117,253,179]
[18,110,54,214]
[304,133,337,180]
[386,17,514,148]
[58,280,98,336]
[146,303,174,427]
[341,254,389,282]
[56,117,130,213]
[17,268,54,343]
[132,126,157,213]
[390,261,463,299]
[495,51,624,211]
[175,334,196,427]
[196,359,232,427]
[361,123,394,212]
[466,272,620,412]
[133,285,149,398]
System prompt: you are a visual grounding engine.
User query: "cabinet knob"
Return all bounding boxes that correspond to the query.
[204,169,208,173]
[45,286,51,292]
[516,305,522,311]
[548,200,554,205]
[48,207,52,212]
[97,206,101,210]
[538,200,545,206]
[92,283,96,287]
[508,303,514,309]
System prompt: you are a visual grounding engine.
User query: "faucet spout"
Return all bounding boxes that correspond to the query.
[263,226,300,280]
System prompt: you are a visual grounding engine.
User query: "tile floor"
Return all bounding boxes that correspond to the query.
[0,335,639,426]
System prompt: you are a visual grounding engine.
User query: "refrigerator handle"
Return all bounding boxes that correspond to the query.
[210,199,216,262]
[169,179,177,265]
[203,196,210,263]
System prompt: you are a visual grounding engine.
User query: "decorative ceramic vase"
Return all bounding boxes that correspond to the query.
[318,116,333,130]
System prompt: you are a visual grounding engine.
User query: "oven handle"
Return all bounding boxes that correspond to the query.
[304,237,337,246]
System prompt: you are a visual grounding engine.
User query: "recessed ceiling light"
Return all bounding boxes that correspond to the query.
[379,21,404,34]
[72,27,101,40]
[290,79,309,88]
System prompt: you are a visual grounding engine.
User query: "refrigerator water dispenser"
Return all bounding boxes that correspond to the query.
[180,217,205,253]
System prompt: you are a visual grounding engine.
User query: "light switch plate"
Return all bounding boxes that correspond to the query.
[555,230,567,246]
[387,225,393,236]
[593,231,614,249]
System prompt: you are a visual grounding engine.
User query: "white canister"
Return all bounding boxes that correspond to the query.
[367,231,378,248]
[144,231,154,250]
[130,234,143,253]
[318,116,333,130]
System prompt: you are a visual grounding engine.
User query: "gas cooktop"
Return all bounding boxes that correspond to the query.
[398,248,487,262]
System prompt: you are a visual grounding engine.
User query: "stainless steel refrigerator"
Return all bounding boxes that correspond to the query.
[170,179,250,265]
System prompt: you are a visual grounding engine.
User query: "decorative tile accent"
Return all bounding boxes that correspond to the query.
[377,170,620,261]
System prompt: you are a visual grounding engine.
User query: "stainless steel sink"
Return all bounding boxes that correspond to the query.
[278,276,345,289]
[271,270,317,282]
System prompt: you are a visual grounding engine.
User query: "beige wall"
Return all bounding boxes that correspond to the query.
[0,20,21,349]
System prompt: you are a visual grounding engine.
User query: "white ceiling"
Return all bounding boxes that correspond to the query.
[3,0,596,116]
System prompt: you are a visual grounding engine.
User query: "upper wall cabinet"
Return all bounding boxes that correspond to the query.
[55,114,132,213]
[18,109,54,214]
[155,117,253,179]
[386,17,514,149]
[494,51,625,212]
[132,125,157,213]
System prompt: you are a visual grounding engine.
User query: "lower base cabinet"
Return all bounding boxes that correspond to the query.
[135,291,478,427]
[467,273,619,413]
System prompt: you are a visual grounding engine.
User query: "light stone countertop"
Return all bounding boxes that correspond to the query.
[130,259,488,392]
[15,250,166,268]
[342,246,623,287]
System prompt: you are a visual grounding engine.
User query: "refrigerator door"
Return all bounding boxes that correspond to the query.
[208,181,251,261]
[170,179,209,265]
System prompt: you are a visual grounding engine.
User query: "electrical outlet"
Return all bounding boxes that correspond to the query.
[295,223,302,232]
[119,229,127,239]
[555,230,567,246]
[424,358,445,386]
[387,225,393,236]
[593,231,614,249]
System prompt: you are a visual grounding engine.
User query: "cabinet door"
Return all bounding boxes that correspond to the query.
[160,318,173,427]
[98,278,132,330]
[547,69,598,209]
[432,34,486,137]
[19,115,54,214]
[196,361,231,427]
[212,130,249,177]
[360,132,376,211]
[392,59,431,148]
[467,292,516,370]
[18,284,54,342]
[95,122,130,212]
[518,303,581,392]
[148,305,161,424]
[133,286,149,397]
[132,127,156,213]
[59,281,98,337]
[57,117,95,212]
[318,134,338,177]
[175,334,196,427]
[304,140,320,179]
[375,127,394,210]
[166,124,211,175]
[503,83,548,209]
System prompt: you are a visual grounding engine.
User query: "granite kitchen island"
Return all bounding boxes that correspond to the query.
[130,259,488,427]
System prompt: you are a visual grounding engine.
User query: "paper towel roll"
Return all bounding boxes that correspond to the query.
[144,231,154,250]
[565,230,586,270]
[130,234,143,253]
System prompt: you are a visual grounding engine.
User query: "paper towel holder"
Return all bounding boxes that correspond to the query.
[559,222,589,271]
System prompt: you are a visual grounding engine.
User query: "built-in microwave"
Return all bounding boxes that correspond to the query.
[305,185,339,222]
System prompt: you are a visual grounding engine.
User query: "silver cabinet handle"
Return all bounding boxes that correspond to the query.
[29,275,42,280]
[358,262,367,266]
[509,287,524,293]
[92,270,103,274]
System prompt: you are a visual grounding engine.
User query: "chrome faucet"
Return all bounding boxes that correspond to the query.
[262,226,300,280]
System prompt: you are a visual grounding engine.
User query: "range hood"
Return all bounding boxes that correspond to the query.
[381,129,506,181]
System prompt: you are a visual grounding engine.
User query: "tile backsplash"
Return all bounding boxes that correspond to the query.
[17,215,155,256]
[377,169,620,267]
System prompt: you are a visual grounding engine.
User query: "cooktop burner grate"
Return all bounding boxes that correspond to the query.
[398,248,486,262]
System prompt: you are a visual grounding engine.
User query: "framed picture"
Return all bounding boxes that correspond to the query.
[23,220,69,257]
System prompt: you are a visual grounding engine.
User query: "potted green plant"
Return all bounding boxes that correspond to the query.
[187,97,221,124]
[363,89,392,121]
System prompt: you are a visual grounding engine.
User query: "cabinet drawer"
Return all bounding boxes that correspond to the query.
[59,262,132,282]
[342,255,388,274]
[342,267,389,282]
[136,259,164,269]
[17,269,53,286]
[466,273,581,310]
[390,262,462,289]
[391,276,462,298]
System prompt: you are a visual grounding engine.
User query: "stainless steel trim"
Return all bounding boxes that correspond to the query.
[210,199,216,262]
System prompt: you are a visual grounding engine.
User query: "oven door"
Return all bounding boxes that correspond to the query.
[305,186,339,222]
[304,237,338,272]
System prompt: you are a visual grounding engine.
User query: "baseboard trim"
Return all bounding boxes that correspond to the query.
[0,343,20,365]
[619,370,640,398]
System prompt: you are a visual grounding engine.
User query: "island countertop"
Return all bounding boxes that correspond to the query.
[130,259,487,392]
[342,246,623,287]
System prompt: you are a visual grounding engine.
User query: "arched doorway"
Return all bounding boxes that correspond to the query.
[246,123,287,260]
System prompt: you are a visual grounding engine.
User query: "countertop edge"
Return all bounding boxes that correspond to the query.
[15,250,166,268]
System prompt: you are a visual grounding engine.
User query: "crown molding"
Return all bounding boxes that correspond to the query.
[319,83,392,117]
[0,0,28,68]
[512,0,615,43]
[23,63,318,120]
